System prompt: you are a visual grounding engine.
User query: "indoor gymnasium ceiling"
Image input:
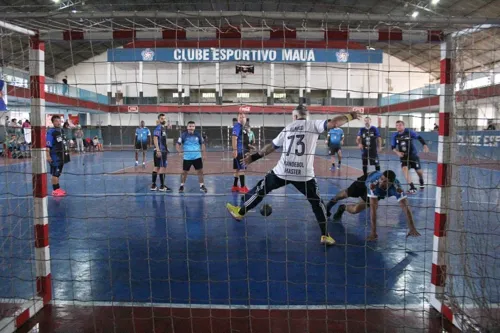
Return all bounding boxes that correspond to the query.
[1,0,500,78]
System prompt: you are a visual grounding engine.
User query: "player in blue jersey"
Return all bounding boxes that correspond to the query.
[151,114,171,192]
[176,121,207,193]
[391,120,429,194]
[231,112,250,193]
[46,115,71,197]
[325,124,344,170]
[134,120,151,168]
[325,170,420,241]
[357,117,382,175]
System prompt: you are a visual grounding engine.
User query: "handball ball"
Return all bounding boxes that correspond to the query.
[260,204,272,216]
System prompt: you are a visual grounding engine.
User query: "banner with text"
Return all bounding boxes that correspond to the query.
[108,48,383,64]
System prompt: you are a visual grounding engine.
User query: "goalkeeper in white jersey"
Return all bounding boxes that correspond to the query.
[226,105,360,246]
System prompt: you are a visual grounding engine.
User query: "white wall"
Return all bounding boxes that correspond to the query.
[56,51,432,99]
[88,112,401,130]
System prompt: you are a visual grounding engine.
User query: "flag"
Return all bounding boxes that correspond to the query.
[0,79,7,111]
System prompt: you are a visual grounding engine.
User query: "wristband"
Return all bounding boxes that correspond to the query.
[251,152,262,162]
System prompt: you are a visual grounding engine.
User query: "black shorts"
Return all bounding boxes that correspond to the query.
[233,152,247,170]
[347,175,369,202]
[362,150,379,166]
[153,151,168,168]
[135,142,148,151]
[50,163,64,177]
[329,145,341,155]
[401,155,421,170]
[183,158,203,171]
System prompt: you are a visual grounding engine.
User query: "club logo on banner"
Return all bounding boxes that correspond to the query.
[336,49,349,63]
[239,105,251,113]
[128,105,139,113]
[0,79,7,111]
[141,48,155,61]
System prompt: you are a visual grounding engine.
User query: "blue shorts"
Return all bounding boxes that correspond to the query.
[50,163,64,177]
[401,155,421,170]
[153,151,168,168]
[233,152,247,170]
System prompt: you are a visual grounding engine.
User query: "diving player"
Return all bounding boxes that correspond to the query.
[326,170,421,241]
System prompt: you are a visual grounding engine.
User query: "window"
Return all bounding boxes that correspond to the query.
[202,92,215,98]
[172,92,180,98]
[274,92,286,98]
[237,92,250,98]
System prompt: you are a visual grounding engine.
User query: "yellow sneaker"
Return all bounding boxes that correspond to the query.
[226,203,243,221]
[320,234,336,246]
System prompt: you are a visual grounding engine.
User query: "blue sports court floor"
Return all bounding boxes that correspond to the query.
[1,147,499,332]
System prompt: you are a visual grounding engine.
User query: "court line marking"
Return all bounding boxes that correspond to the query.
[3,298,500,310]
[0,194,497,206]
[6,299,429,310]
[0,299,495,311]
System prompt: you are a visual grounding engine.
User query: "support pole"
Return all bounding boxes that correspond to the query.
[430,34,456,327]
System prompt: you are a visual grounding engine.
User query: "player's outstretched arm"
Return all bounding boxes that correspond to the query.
[326,111,361,130]
[242,142,276,166]
[399,198,421,238]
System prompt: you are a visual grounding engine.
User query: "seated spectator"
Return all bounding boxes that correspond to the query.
[93,136,103,151]
[85,137,95,152]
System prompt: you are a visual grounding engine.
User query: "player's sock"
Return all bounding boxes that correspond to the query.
[200,183,204,187]
[239,175,245,187]
[159,174,165,186]
[152,171,158,184]
[363,166,368,175]
[233,177,239,187]
[419,177,424,187]
[410,182,416,189]
[338,161,341,166]
[180,183,184,186]
[53,184,60,191]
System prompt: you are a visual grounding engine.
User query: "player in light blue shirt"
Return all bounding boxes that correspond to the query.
[325,170,420,241]
[325,125,344,170]
[135,120,151,167]
[176,121,207,193]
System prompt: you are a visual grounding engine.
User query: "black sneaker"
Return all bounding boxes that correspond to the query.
[200,185,207,193]
[179,185,184,193]
[419,183,425,190]
[150,184,158,191]
[159,185,171,192]
[408,187,417,194]
[333,204,346,220]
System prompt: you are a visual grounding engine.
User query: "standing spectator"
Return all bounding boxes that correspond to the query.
[74,125,84,153]
[62,76,68,95]
[486,120,496,130]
